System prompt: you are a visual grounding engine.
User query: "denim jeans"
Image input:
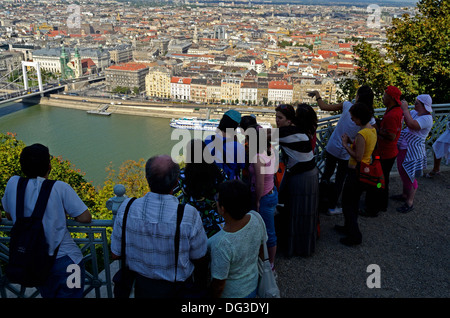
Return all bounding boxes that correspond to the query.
[38,255,85,298]
[258,188,278,248]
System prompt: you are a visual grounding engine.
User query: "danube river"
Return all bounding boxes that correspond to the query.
[0,101,184,187]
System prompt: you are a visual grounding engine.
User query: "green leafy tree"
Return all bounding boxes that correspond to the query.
[0,133,25,212]
[0,133,101,219]
[348,40,418,107]
[386,0,450,103]
[341,0,449,105]
[102,159,149,199]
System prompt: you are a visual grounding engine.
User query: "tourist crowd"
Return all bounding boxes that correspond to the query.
[2,85,449,299]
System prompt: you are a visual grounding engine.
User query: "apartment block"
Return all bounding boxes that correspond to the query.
[145,66,172,98]
[105,62,149,93]
[171,77,192,100]
[268,80,293,104]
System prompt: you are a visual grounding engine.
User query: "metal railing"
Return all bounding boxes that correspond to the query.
[314,103,450,177]
[0,219,114,298]
[0,103,448,298]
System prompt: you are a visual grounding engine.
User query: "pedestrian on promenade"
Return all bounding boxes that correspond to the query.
[179,139,226,238]
[426,121,450,178]
[111,155,208,298]
[309,86,375,215]
[208,179,267,298]
[362,86,404,217]
[392,95,434,213]
[240,115,259,187]
[275,104,319,257]
[247,125,278,270]
[337,102,377,246]
[205,109,246,180]
[2,143,92,298]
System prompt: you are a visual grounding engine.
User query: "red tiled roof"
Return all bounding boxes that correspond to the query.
[48,30,67,37]
[317,50,338,58]
[339,43,353,48]
[338,63,354,68]
[268,81,293,90]
[108,63,148,71]
[81,58,96,69]
[171,77,192,84]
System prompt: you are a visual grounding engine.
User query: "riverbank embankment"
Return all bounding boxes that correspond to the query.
[43,95,277,125]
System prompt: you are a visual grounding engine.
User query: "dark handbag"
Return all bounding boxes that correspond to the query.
[359,155,385,189]
[112,197,137,298]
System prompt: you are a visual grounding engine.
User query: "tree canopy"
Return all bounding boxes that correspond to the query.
[341,0,449,105]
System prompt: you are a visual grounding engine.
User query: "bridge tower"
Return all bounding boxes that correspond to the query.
[21,61,44,93]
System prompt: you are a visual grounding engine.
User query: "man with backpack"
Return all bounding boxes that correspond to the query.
[2,143,92,298]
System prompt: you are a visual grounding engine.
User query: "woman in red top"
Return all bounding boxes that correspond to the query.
[362,86,404,217]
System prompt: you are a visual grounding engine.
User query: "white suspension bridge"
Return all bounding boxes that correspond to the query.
[0,61,104,106]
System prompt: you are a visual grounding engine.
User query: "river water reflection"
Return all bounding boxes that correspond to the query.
[0,103,182,187]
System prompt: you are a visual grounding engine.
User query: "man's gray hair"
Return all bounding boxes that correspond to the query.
[145,155,180,194]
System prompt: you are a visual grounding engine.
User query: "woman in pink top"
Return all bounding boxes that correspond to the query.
[248,125,278,271]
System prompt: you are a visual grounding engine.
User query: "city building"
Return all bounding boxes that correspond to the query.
[206,78,222,104]
[292,77,337,104]
[170,76,192,101]
[268,80,293,104]
[145,66,172,99]
[240,81,258,105]
[32,46,110,74]
[108,44,133,64]
[257,81,269,105]
[105,62,149,93]
[0,51,23,76]
[190,78,208,103]
[221,78,241,104]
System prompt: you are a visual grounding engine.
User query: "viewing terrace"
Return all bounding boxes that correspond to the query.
[1,104,449,298]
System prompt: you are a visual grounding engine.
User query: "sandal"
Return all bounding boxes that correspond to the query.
[396,203,414,213]
[425,171,441,178]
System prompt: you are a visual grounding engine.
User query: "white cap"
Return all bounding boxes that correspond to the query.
[417,94,432,113]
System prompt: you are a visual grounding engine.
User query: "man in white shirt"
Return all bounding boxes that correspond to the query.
[310,86,376,215]
[2,143,91,298]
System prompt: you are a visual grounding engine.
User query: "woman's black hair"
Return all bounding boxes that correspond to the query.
[240,115,257,131]
[349,102,374,126]
[246,125,272,157]
[356,85,374,109]
[184,139,223,199]
[295,103,318,139]
[275,104,296,122]
[217,179,251,220]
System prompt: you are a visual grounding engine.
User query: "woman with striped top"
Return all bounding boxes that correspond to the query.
[392,95,433,213]
[275,104,319,257]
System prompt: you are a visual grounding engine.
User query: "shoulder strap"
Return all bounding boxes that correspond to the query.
[249,210,269,261]
[174,203,185,282]
[32,179,57,220]
[16,177,30,219]
[121,197,137,264]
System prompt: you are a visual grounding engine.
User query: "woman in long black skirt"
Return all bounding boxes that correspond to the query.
[275,104,319,257]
